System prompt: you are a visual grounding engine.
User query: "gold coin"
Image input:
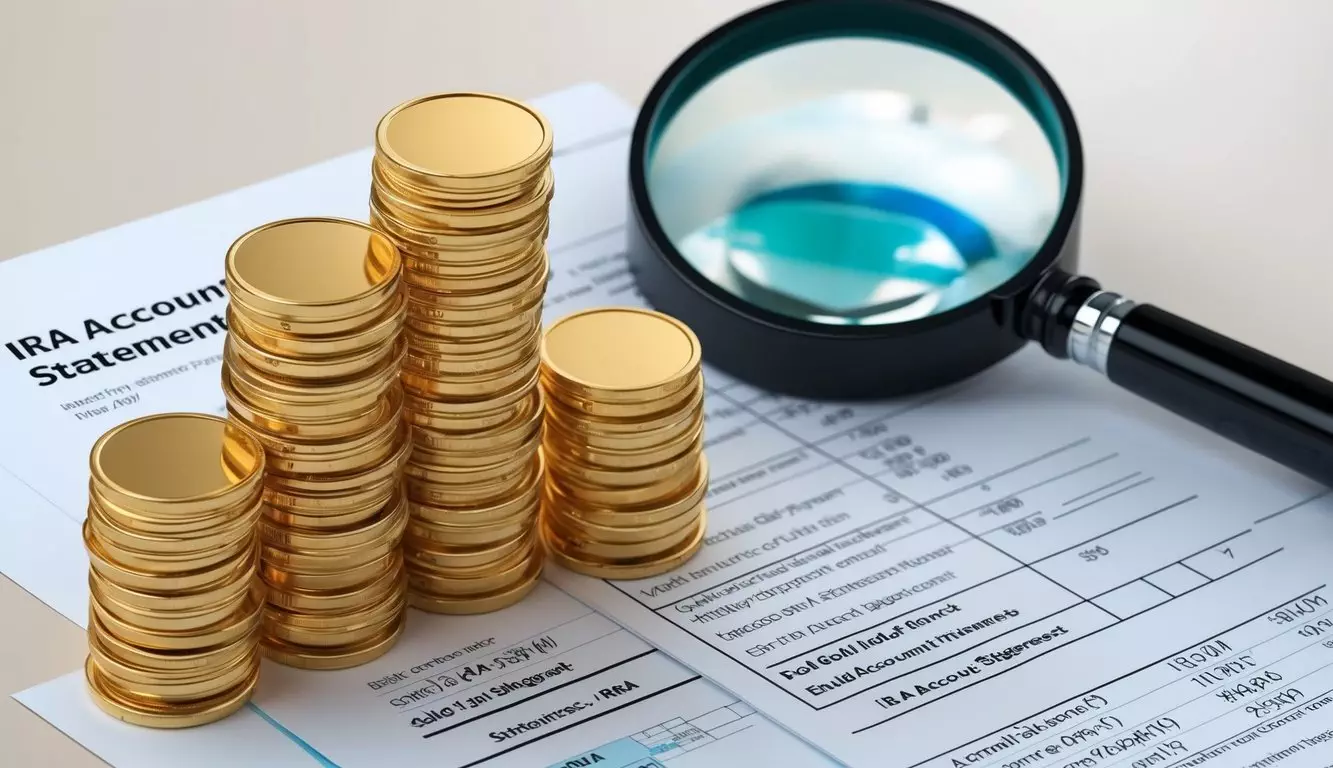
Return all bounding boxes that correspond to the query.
[407,530,535,578]
[92,648,258,704]
[545,486,707,543]
[86,497,260,556]
[91,576,257,634]
[404,396,527,433]
[546,457,709,528]
[89,532,252,575]
[405,321,540,359]
[226,326,403,382]
[264,589,405,647]
[260,536,398,574]
[547,414,700,461]
[397,218,548,259]
[543,511,707,581]
[88,617,257,675]
[86,484,254,537]
[223,340,403,412]
[87,631,255,687]
[406,505,536,548]
[400,244,545,290]
[91,583,263,651]
[543,371,702,420]
[264,584,405,633]
[546,503,703,559]
[407,476,539,527]
[247,384,402,458]
[369,203,549,260]
[88,559,256,614]
[85,656,258,729]
[404,265,548,325]
[406,265,546,315]
[543,384,705,438]
[264,425,409,494]
[263,472,399,517]
[402,355,539,400]
[375,92,552,191]
[258,414,404,478]
[405,326,539,382]
[227,295,406,358]
[260,492,406,552]
[225,217,401,324]
[409,428,540,471]
[262,613,405,670]
[540,308,701,403]
[404,459,536,507]
[223,374,394,440]
[399,238,545,280]
[90,414,264,518]
[371,155,540,209]
[409,555,542,615]
[548,468,696,509]
[262,547,399,592]
[547,441,701,489]
[543,416,703,471]
[374,168,553,231]
[405,295,543,341]
[263,495,388,531]
[406,529,530,571]
[409,389,541,455]
[85,525,259,593]
[405,448,534,486]
[408,548,536,597]
[263,564,404,614]
[266,608,403,650]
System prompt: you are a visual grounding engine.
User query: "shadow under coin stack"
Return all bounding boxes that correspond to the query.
[221,218,410,669]
[83,414,265,728]
[539,308,709,579]
[368,93,553,614]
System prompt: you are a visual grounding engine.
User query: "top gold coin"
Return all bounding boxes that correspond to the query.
[89,413,264,518]
[540,308,701,403]
[375,93,552,192]
[225,218,401,323]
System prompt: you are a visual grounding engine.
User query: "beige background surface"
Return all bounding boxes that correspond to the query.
[2,1,1330,765]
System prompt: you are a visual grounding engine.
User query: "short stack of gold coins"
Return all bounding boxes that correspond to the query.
[221,217,410,669]
[538,307,710,579]
[83,413,265,728]
[368,93,553,614]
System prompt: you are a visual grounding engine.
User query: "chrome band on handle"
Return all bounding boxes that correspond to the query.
[1067,290,1136,373]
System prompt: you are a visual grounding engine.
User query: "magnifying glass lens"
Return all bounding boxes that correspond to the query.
[645,37,1063,325]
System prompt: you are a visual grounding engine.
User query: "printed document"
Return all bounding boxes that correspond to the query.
[7,81,1333,768]
[5,83,832,768]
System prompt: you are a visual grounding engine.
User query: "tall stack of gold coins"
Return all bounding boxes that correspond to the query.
[83,414,265,728]
[221,217,410,669]
[538,308,709,579]
[368,93,552,614]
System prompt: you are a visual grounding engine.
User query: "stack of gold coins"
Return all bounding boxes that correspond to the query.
[83,413,265,728]
[538,308,709,580]
[221,217,410,669]
[368,93,552,614]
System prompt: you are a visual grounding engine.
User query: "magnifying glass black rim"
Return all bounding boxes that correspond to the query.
[627,0,1085,341]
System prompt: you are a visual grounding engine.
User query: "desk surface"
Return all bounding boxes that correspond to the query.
[2,1,1330,764]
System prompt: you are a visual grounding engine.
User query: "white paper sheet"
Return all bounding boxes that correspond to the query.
[9,78,1333,768]
[6,82,833,768]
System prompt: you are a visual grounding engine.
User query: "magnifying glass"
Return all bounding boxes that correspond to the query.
[625,0,1333,488]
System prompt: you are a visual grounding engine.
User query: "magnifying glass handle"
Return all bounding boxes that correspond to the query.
[1061,287,1333,488]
